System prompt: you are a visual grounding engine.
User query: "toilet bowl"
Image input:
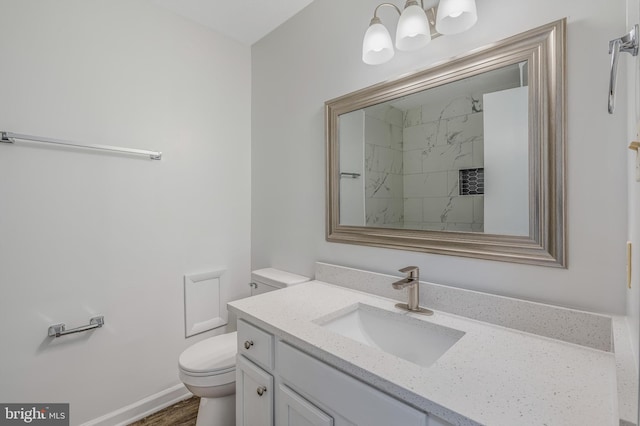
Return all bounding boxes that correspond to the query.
[179,331,237,425]
[178,268,309,426]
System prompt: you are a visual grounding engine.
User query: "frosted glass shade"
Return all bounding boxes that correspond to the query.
[435,0,477,35]
[395,4,431,51]
[362,20,394,65]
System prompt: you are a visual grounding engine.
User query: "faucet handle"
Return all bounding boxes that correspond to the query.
[398,266,419,278]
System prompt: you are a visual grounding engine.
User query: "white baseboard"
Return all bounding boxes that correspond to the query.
[80,384,193,426]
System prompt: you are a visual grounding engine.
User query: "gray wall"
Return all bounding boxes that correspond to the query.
[0,1,251,422]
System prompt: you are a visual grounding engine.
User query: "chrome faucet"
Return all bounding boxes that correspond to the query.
[392,266,433,316]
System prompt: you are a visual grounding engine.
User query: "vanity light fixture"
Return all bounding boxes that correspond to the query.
[362,0,478,65]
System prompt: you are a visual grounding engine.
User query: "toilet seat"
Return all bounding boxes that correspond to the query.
[179,331,237,377]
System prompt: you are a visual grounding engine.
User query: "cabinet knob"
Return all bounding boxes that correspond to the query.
[256,386,267,396]
[244,340,254,350]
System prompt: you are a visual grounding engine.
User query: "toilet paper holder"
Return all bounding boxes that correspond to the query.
[48,316,105,338]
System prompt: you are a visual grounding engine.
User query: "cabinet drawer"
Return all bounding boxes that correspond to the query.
[277,341,427,426]
[238,319,274,370]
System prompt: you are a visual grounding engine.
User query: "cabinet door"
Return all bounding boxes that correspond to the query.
[237,355,274,426]
[276,384,334,426]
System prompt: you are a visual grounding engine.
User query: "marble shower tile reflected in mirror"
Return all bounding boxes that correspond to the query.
[350,63,522,234]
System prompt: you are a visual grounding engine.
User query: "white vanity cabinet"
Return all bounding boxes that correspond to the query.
[236,319,452,426]
[276,341,444,426]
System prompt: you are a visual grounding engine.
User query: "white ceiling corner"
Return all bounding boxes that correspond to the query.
[152,0,315,46]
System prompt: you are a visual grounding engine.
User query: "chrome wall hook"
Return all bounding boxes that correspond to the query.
[608,24,639,114]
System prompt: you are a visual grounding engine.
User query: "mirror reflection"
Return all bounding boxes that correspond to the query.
[327,19,565,266]
[339,62,530,236]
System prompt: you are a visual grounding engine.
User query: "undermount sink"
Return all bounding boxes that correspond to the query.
[316,303,465,368]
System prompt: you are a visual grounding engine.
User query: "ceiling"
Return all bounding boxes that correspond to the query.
[152,0,315,46]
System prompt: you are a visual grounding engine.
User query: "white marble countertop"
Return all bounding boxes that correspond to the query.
[228,280,619,426]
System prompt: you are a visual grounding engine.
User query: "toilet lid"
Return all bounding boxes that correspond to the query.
[179,331,237,375]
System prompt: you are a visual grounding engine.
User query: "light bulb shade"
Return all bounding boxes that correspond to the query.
[395,4,431,51]
[435,0,477,35]
[362,20,394,65]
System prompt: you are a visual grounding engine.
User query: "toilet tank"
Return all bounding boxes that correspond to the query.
[250,268,309,296]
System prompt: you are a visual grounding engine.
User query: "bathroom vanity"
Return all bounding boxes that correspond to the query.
[235,318,445,426]
[229,264,631,426]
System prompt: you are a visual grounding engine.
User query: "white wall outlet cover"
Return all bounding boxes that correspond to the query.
[184,269,228,337]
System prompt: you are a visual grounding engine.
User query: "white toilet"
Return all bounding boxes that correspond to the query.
[178,268,309,426]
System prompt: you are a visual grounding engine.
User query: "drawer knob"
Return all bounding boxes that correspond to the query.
[256,386,267,396]
[244,340,254,350]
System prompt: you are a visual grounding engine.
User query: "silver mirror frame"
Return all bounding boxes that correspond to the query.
[325,19,566,267]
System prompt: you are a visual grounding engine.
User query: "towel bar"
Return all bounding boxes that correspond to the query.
[1,131,162,160]
[340,172,361,178]
[48,316,104,338]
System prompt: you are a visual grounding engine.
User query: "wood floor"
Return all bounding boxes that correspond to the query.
[128,397,200,426]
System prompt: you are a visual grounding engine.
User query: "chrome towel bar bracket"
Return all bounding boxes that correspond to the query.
[48,316,104,338]
[608,24,639,114]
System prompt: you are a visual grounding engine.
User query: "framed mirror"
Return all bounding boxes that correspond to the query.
[325,19,566,267]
